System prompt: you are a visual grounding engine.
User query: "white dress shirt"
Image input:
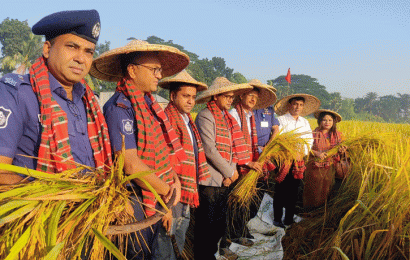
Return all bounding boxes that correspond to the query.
[180,113,194,145]
[229,107,252,134]
[278,112,313,156]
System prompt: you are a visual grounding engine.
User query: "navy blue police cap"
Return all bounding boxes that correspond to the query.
[32,10,101,44]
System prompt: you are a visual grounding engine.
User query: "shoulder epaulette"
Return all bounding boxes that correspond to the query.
[1,73,30,88]
[0,73,30,96]
[115,93,132,109]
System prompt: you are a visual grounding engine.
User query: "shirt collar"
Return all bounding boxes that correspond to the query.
[245,110,252,118]
[284,112,301,121]
[48,72,86,102]
[180,113,190,124]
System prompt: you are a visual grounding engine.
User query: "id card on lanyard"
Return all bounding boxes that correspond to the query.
[261,113,269,128]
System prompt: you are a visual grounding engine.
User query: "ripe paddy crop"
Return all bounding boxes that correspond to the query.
[283,120,410,259]
[0,148,168,260]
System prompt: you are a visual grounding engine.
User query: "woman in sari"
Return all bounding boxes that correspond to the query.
[303,109,346,209]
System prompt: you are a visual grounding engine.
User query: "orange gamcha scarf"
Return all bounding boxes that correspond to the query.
[30,56,112,174]
[207,100,250,165]
[165,102,210,207]
[116,78,187,216]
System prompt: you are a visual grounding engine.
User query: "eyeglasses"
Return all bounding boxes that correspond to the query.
[220,94,235,101]
[132,63,163,76]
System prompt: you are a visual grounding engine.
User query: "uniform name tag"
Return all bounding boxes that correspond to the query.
[261,121,269,128]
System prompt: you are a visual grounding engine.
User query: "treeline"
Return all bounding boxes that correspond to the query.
[0,17,409,123]
[270,75,410,123]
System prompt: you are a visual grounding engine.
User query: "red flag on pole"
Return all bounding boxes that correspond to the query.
[285,68,291,84]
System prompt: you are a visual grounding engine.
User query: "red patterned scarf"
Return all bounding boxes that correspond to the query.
[116,78,186,216]
[29,56,112,173]
[312,128,343,168]
[234,104,260,174]
[165,102,210,207]
[207,100,250,165]
[275,160,306,183]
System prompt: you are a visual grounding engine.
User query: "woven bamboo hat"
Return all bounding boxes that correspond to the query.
[89,39,190,82]
[195,77,253,104]
[274,93,321,117]
[314,109,342,123]
[249,79,277,92]
[240,79,277,110]
[158,70,208,92]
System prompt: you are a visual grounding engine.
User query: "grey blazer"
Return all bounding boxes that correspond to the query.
[195,108,236,187]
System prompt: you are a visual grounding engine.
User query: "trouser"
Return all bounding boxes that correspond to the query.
[124,195,160,260]
[152,202,190,260]
[194,185,230,260]
[273,170,301,225]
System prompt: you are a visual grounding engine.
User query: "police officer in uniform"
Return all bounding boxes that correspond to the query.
[0,10,111,184]
[254,106,280,152]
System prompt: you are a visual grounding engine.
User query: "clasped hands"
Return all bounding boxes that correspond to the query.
[161,175,181,232]
[222,161,263,187]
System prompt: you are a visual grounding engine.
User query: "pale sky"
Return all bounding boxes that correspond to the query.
[2,0,409,98]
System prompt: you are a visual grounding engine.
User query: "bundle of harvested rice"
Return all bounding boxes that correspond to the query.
[0,151,167,260]
[229,130,309,208]
[283,127,409,259]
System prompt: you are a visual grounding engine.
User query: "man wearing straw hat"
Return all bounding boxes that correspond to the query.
[252,81,280,153]
[273,94,320,228]
[227,79,277,242]
[155,70,211,259]
[230,79,278,172]
[0,10,111,184]
[90,39,189,259]
[194,77,253,260]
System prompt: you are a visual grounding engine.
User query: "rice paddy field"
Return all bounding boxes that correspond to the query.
[282,120,410,260]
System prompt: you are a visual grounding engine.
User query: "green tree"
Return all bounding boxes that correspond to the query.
[1,33,42,74]
[363,92,378,114]
[89,40,117,93]
[327,92,342,111]
[378,95,401,122]
[268,74,331,105]
[230,72,247,83]
[145,36,245,86]
[0,18,43,74]
[146,35,199,62]
[397,93,410,121]
[0,18,32,58]
[94,40,110,58]
[337,98,356,120]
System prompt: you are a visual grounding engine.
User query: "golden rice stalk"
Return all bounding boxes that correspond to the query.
[282,121,410,259]
[0,150,161,260]
[324,131,390,159]
[229,130,309,208]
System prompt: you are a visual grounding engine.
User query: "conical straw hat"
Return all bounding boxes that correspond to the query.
[274,93,321,117]
[158,70,208,92]
[313,109,342,123]
[89,39,190,82]
[195,77,253,104]
[248,79,277,92]
[236,79,277,110]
